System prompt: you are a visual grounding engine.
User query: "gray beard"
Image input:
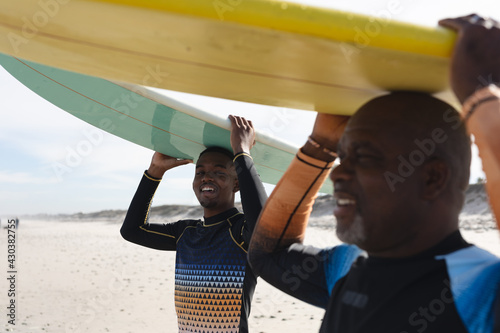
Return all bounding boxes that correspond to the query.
[336,217,368,245]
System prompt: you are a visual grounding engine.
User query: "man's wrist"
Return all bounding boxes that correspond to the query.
[146,165,166,179]
[233,152,252,162]
[231,145,251,154]
[463,85,500,122]
[301,136,338,162]
[144,170,162,181]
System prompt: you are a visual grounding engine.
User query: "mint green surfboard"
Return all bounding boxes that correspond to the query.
[0,53,333,193]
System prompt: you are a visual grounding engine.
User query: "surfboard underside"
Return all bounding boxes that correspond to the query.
[0,53,334,193]
[0,0,459,115]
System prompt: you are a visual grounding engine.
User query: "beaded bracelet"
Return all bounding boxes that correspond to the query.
[464,96,499,122]
[463,85,500,122]
[307,136,338,157]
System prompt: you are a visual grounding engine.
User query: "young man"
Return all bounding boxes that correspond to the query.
[121,115,267,333]
[248,15,500,332]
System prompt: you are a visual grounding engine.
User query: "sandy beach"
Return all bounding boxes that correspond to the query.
[1,215,499,333]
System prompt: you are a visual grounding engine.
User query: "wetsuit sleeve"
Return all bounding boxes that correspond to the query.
[120,171,185,251]
[465,85,500,226]
[248,150,336,308]
[233,153,268,245]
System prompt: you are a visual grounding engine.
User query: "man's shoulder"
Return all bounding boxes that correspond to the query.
[437,245,500,279]
[176,218,202,224]
[225,210,244,223]
[436,245,500,332]
[323,244,363,259]
[437,244,500,267]
[315,244,363,295]
[166,218,202,228]
[437,245,500,304]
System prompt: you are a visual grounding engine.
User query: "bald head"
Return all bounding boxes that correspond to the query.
[349,91,471,193]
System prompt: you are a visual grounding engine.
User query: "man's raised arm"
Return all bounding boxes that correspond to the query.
[247,115,360,308]
[228,115,267,241]
[440,15,500,224]
[120,153,192,250]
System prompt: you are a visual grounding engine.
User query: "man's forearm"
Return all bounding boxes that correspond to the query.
[121,171,161,239]
[248,150,334,270]
[234,153,267,235]
[120,172,178,251]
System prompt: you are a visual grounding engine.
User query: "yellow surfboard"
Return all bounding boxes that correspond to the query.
[0,0,458,114]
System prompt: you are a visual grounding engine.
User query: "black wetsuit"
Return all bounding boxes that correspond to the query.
[121,154,266,333]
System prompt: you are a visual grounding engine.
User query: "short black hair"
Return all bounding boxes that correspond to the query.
[198,146,234,160]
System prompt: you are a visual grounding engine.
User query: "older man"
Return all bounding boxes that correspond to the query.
[248,15,500,333]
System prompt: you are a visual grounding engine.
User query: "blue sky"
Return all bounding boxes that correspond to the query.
[1,0,497,215]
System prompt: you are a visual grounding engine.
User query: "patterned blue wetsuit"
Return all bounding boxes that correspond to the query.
[121,155,266,332]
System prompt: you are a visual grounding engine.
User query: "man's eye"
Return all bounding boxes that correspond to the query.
[356,152,382,163]
[357,154,374,160]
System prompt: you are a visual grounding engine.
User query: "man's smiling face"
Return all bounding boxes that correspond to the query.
[330,91,472,257]
[193,151,239,217]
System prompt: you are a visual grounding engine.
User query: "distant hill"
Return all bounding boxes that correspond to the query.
[23,203,243,223]
[23,184,496,230]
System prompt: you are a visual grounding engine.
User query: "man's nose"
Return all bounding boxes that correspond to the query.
[330,159,354,184]
[202,171,214,182]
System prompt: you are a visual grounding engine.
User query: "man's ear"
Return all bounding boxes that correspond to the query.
[421,158,450,200]
[233,178,240,193]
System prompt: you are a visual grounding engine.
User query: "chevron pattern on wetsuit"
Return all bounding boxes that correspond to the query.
[174,212,248,332]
